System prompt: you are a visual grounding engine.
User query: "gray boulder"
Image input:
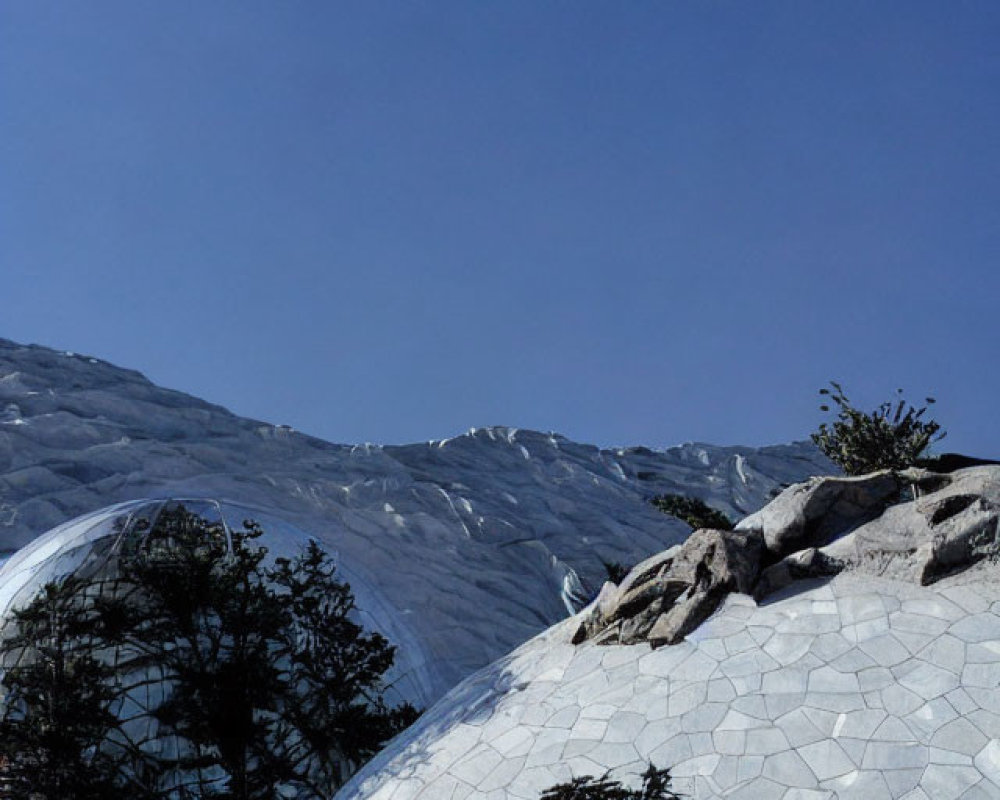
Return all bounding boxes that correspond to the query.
[735,471,903,555]
[572,527,764,647]
[752,546,846,600]
[819,465,1000,585]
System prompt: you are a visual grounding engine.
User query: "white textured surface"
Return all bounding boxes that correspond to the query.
[341,570,1000,799]
[0,338,832,706]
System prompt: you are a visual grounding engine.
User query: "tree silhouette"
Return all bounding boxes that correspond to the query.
[94,505,417,798]
[0,577,131,800]
[539,763,683,799]
[0,504,417,799]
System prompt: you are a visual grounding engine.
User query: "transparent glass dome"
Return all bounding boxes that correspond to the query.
[0,498,430,708]
[0,498,357,795]
[0,498,326,620]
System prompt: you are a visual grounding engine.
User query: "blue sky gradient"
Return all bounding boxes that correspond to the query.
[2,2,998,454]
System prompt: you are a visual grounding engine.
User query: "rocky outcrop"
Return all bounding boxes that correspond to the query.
[735,471,903,555]
[575,465,1000,648]
[572,527,764,647]
[801,466,1000,587]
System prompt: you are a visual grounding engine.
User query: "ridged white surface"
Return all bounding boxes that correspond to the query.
[342,569,1000,800]
[0,338,832,705]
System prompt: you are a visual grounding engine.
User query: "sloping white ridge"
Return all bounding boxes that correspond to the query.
[0,338,832,706]
[341,567,1000,800]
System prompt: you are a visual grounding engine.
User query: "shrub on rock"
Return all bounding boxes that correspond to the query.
[811,382,945,475]
[649,494,732,531]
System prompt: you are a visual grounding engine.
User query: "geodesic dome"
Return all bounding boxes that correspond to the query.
[0,498,405,796]
[0,497,433,713]
[0,498,323,620]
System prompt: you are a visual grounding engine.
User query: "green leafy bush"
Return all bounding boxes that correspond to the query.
[650,494,732,531]
[811,382,946,475]
[539,763,682,799]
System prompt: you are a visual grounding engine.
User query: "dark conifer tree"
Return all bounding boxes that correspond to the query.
[270,540,420,792]
[92,505,416,798]
[649,494,733,531]
[0,505,418,798]
[0,577,129,800]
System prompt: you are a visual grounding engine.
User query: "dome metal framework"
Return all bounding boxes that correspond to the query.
[0,498,325,620]
[0,498,328,796]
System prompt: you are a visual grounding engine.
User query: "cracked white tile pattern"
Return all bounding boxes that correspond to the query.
[340,570,1000,799]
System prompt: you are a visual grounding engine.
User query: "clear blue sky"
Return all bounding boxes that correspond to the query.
[2,2,998,455]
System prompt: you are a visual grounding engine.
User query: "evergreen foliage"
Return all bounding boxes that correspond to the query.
[96,508,293,798]
[269,539,420,791]
[649,494,732,531]
[810,382,945,475]
[539,763,682,799]
[0,505,416,799]
[0,577,131,800]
